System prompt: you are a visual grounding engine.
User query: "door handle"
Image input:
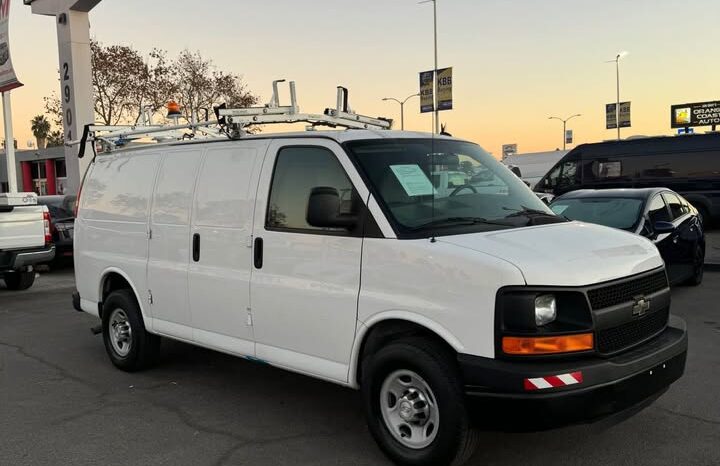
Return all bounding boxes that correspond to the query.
[254,237,263,269]
[192,233,200,262]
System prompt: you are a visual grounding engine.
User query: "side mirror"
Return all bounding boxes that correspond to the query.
[654,221,675,234]
[306,187,358,229]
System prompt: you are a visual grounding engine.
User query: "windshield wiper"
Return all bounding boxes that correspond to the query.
[408,216,513,231]
[502,205,569,224]
[503,206,559,218]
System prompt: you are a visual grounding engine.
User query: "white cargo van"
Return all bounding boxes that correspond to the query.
[74,130,687,466]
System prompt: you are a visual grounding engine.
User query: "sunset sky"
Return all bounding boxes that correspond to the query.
[4,0,719,156]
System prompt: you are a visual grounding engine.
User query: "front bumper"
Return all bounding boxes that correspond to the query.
[458,315,687,431]
[0,245,56,270]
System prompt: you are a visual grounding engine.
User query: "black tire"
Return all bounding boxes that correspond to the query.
[696,206,711,228]
[683,244,705,287]
[361,338,479,466]
[102,289,160,371]
[3,271,36,290]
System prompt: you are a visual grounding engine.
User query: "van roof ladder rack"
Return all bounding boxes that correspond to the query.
[73,80,392,157]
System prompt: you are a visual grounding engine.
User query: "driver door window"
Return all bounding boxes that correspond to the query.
[558,161,579,187]
[662,193,684,221]
[267,147,359,234]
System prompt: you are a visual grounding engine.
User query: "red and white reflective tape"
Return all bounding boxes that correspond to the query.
[523,371,583,391]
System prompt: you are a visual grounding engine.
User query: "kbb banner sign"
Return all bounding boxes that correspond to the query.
[419,70,434,113]
[0,0,22,93]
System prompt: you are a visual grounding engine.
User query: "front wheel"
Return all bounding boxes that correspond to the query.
[684,244,705,287]
[3,271,36,290]
[102,290,160,371]
[361,338,478,466]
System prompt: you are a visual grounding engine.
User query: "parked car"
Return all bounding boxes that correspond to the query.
[550,188,704,286]
[0,192,55,290]
[37,195,76,260]
[536,133,720,225]
[73,132,687,466]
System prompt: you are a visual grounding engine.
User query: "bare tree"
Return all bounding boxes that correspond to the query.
[42,43,257,139]
[170,50,258,121]
[91,40,148,125]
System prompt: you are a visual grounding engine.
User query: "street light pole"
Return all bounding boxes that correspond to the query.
[382,94,420,130]
[607,51,627,141]
[548,114,581,151]
[420,0,440,134]
[615,54,620,141]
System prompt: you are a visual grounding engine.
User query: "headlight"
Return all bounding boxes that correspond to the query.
[534,294,557,326]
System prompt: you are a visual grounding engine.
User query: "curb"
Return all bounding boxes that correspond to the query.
[705,263,720,272]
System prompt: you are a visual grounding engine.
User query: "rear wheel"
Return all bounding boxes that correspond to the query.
[361,338,478,466]
[3,271,36,290]
[102,289,160,371]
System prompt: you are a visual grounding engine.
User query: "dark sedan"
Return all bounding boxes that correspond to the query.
[37,195,76,260]
[550,188,705,286]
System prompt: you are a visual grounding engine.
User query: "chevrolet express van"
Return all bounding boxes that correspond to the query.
[73,131,687,466]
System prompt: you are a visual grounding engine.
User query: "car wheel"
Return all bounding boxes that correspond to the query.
[696,206,711,228]
[3,271,36,290]
[684,245,704,287]
[361,338,478,466]
[102,289,160,371]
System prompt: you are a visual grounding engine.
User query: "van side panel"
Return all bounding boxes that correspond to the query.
[187,142,267,356]
[75,152,161,315]
[147,149,204,340]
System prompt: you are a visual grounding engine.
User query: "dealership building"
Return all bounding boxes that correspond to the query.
[0,146,69,195]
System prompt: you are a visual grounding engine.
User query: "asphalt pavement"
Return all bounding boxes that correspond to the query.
[1,270,719,466]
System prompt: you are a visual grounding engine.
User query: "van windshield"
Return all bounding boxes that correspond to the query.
[346,139,559,236]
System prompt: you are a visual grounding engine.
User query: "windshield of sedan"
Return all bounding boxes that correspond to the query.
[346,139,556,235]
[550,197,643,230]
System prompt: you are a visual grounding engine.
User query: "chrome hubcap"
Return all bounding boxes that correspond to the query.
[109,308,132,357]
[380,370,439,449]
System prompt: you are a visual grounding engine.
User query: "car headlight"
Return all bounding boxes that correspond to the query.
[534,294,557,326]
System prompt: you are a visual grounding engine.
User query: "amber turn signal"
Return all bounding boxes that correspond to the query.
[502,333,594,355]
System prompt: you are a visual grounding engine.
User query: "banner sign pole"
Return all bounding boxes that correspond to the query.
[0,0,23,193]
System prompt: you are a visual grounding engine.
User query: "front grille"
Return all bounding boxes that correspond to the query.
[596,307,669,354]
[587,271,668,310]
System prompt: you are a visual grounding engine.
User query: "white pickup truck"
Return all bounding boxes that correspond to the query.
[0,192,55,290]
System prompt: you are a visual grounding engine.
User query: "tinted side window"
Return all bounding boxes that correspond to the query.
[267,147,357,232]
[647,195,670,223]
[662,193,684,220]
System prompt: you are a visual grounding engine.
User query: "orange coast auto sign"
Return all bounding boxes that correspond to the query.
[671,101,720,128]
[0,0,22,93]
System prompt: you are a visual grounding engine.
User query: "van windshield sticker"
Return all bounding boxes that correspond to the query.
[550,204,569,215]
[390,164,436,197]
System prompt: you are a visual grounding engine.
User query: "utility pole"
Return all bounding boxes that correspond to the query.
[382,94,420,130]
[548,114,581,151]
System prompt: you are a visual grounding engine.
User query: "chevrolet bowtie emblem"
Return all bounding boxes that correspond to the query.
[632,296,651,317]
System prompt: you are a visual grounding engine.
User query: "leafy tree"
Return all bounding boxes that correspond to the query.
[30,115,51,149]
[46,130,64,147]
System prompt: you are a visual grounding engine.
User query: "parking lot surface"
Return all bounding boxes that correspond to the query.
[1,270,719,466]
